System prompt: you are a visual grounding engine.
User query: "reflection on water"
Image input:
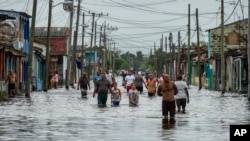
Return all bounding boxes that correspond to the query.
[0,83,250,141]
[162,118,176,130]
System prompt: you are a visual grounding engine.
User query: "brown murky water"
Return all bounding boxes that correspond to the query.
[1,77,250,141]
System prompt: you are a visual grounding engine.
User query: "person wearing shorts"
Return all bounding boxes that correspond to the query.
[124,70,135,94]
[77,72,90,98]
[175,75,189,113]
[157,74,178,119]
[93,73,113,107]
[5,69,17,97]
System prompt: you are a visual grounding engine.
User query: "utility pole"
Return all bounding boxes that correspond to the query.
[44,0,52,92]
[70,0,81,88]
[25,0,37,97]
[177,31,181,76]
[108,39,112,69]
[107,39,109,70]
[165,36,167,73]
[112,43,115,73]
[187,4,191,85]
[154,42,157,76]
[103,22,107,69]
[99,25,102,47]
[88,12,95,79]
[98,25,101,70]
[221,0,226,94]
[172,33,176,81]
[65,0,74,90]
[169,33,173,80]
[94,21,97,47]
[159,34,163,75]
[196,8,202,90]
[248,0,250,100]
[81,12,85,74]
[161,34,163,51]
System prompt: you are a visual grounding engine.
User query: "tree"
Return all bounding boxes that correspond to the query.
[136,51,144,62]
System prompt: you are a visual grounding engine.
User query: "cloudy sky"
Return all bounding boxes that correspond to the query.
[0,0,248,54]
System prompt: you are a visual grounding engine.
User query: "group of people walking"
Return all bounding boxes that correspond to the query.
[4,68,189,119]
[77,69,190,119]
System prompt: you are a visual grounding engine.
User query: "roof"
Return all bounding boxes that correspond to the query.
[206,18,248,32]
[34,27,69,37]
[0,10,31,18]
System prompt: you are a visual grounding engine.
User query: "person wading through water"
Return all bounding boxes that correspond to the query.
[93,73,113,107]
[157,73,178,119]
[175,75,189,113]
[77,72,91,98]
[124,70,135,94]
[5,69,17,98]
[135,71,147,94]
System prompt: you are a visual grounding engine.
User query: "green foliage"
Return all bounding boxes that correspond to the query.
[118,51,147,71]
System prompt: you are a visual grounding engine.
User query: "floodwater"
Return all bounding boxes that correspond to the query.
[1,77,250,141]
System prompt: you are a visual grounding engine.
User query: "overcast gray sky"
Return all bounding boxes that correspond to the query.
[0,0,248,54]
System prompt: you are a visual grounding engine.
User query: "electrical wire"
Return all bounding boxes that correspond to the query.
[224,0,240,23]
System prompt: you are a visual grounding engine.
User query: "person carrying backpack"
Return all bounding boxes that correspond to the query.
[77,72,91,98]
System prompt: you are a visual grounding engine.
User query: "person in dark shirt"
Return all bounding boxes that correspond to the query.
[93,73,113,107]
[77,72,91,98]
[122,71,127,86]
[134,71,147,94]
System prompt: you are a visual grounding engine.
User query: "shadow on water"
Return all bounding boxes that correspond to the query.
[162,118,176,130]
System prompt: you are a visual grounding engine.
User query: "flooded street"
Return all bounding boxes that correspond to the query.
[1,77,250,141]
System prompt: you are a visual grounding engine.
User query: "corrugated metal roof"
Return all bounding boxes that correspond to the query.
[34,27,69,37]
[0,10,31,18]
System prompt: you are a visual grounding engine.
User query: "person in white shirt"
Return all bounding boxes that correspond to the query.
[175,75,189,113]
[106,70,114,87]
[124,70,135,93]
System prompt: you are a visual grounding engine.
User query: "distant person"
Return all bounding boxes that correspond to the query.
[93,71,101,86]
[111,82,122,106]
[152,74,159,87]
[128,83,139,106]
[93,73,113,107]
[175,75,189,113]
[124,70,135,94]
[157,74,178,119]
[48,73,53,89]
[147,75,156,96]
[5,69,17,97]
[53,71,59,89]
[122,71,127,86]
[145,72,149,81]
[158,73,165,84]
[106,70,115,87]
[134,71,146,94]
[77,72,91,98]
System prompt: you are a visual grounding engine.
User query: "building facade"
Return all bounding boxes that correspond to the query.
[34,27,69,86]
[207,19,248,93]
[0,10,30,92]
